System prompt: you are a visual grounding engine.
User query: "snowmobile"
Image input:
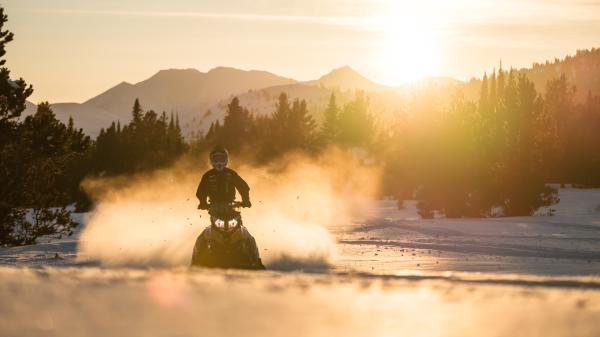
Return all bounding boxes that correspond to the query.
[191,201,265,270]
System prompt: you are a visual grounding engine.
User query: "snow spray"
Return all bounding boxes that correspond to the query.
[78,147,380,269]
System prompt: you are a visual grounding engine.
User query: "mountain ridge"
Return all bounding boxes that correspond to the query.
[309,65,388,92]
[25,65,387,136]
[23,48,600,137]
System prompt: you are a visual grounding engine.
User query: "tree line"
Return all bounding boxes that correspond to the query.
[190,91,374,162]
[381,69,600,217]
[92,98,186,175]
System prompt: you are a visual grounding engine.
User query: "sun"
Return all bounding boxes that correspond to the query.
[371,9,438,85]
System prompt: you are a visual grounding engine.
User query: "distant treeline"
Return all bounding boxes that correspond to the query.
[1,5,600,246]
[189,91,374,161]
[465,48,600,104]
[382,70,600,218]
[92,98,186,175]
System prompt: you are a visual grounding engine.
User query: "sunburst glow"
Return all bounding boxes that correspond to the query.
[377,18,437,84]
[370,2,439,85]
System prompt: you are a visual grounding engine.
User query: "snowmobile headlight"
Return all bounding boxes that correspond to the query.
[214,219,225,228]
[228,219,238,228]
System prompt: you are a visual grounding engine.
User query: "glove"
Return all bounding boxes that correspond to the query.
[240,200,252,208]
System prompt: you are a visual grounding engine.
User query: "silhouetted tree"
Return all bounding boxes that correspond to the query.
[564,91,600,186]
[131,98,143,126]
[221,97,251,152]
[541,75,576,182]
[287,98,316,149]
[320,92,339,144]
[337,92,374,147]
[0,8,90,246]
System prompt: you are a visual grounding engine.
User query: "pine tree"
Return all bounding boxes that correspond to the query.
[0,8,32,129]
[288,98,316,149]
[222,96,250,152]
[478,73,489,114]
[497,64,505,98]
[160,111,168,126]
[337,92,374,147]
[168,112,175,132]
[488,69,497,109]
[3,102,89,245]
[166,111,185,155]
[269,92,292,153]
[131,98,143,127]
[562,91,600,186]
[545,75,575,142]
[321,92,339,144]
[67,116,74,131]
[0,7,38,245]
[273,92,290,129]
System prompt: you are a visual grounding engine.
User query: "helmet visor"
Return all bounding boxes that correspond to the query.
[210,153,228,168]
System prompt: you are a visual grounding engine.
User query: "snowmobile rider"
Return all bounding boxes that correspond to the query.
[196,146,251,210]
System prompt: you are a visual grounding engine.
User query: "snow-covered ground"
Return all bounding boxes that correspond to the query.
[1,187,599,337]
[334,188,600,276]
[1,266,599,337]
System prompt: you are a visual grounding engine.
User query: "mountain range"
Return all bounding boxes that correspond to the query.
[23,65,402,137]
[24,48,600,137]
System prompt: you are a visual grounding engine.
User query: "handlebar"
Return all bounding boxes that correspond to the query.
[197,201,250,210]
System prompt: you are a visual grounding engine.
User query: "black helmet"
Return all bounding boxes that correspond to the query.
[209,145,229,170]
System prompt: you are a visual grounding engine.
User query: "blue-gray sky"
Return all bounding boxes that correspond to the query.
[4,0,600,102]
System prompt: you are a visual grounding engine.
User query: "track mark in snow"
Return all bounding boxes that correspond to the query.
[340,239,600,261]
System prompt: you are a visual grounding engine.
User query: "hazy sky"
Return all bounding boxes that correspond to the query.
[4,0,600,102]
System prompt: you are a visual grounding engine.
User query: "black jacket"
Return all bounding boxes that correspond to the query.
[196,168,250,206]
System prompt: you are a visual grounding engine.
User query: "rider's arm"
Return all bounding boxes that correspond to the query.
[196,173,210,208]
[233,172,251,205]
